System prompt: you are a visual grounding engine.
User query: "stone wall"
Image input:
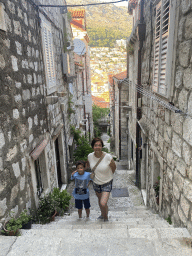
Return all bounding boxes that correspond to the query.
[128,0,192,234]
[0,0,74,223]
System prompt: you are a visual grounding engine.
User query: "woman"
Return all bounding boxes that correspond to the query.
[87,138,116,221]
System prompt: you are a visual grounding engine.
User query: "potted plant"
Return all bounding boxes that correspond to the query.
[35,193,59,224]
[19,209,32,229]
[1,212,22,236]
[51,188,72,216]
[153,176,161,205]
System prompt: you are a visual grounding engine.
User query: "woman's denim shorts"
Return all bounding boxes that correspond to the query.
[93,180,113,193]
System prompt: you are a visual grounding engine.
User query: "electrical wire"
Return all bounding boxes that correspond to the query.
[121,79,190,117]
[38,0,128,8]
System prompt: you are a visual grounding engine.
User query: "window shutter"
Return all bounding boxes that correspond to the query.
[153,0,170,97]
[41,17,56,94]
[159,0,170,95]
[153,3,161,93]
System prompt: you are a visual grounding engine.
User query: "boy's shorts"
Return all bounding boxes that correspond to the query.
[75,198,91,209]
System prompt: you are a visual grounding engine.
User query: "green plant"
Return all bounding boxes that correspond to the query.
[35,193,59,224]
[107,138,111,143]
[1,212,22,236]
[68,96,75,116]
[153,176,161,197]
[165,215,172,225]
[73,135,93,161]
[70,125,81,143]
[127,43,134,55]
[19,209,32,226]
[51,188,72,215]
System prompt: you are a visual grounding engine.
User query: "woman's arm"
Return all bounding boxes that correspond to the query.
[109,159,116,174]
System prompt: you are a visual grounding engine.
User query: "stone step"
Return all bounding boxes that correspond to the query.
[5,229,190,256]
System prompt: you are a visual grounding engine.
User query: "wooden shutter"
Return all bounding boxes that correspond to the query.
[153,0,170,96]
[41,18,56,93]
[159,0,170,95]
[153,3,161,93]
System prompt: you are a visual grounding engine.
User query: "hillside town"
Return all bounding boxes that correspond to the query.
[90,45,127,104]
[0,0,192,255]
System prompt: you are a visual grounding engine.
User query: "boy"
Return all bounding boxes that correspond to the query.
[71,160,91,218]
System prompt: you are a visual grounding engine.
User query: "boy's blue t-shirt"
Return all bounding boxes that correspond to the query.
[71,171,91,200]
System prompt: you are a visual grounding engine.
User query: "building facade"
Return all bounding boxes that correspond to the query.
[0,0,83,225]
[127,0,192,234]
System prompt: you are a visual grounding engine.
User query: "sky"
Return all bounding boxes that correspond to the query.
[98,0,128,7]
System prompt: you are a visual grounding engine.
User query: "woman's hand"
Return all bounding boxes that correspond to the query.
[109,159,116,174]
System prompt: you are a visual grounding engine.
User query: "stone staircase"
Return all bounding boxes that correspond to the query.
[1,206,191,256]
[1,167,192,255]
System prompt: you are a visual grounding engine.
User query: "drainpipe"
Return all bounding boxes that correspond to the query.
[136,0,145,187]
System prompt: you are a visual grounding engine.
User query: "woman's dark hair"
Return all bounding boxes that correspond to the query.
[76,160,85,168]
[91,138,104,148]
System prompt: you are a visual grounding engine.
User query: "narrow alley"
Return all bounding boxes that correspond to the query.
[0,159,191,255]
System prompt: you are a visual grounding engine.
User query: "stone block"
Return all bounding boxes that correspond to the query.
[22,89,31,101]
[167,167,173,181]
[7,1,15,14]
[178,89,188,112]
[171,112,183,136]
[22,59,29,69]
[13,109,19,119]
[179,41,191,67]
[183,67,192,90]
[172,132,182,157]
[183,118,192,146]
[20,140,27,153]
[12,162,20,178]
[0,198,7,217]
[10,184,19,202]
[6,145,17,161]
[0,54,5,70]
[183,179,192,202]
[15,41,22,55]
[176,158,187,177]
[175,68,183,88]
[187,166,192,180]
[27,74,32,84]
[13,20,22,36]
[14,94,21,103]
[20,175,25,191]
[0,130,5,149]
[185,12,192,39]
[178,17,186,41]
[164,125,172,144]
[178,205,187,225]
[181,0,192,15]
[180,194,190,218]
[183,141,191,165]
[11,56,18,71]
[24,12,28,26]
[174,171,184,191]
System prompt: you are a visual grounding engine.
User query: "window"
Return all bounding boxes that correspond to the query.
[153,0,171,96]
[41,16,56,95]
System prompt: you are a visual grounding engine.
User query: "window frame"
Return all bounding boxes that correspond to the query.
[40,15,57,95]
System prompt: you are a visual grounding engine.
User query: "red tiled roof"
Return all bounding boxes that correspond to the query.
[92,95,109,108]
[70,20,86,32]
[108,74,114,85]
[113,70,127,81]
[69,9,85,18]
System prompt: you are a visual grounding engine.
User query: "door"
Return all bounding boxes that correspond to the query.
[55,138,62,188]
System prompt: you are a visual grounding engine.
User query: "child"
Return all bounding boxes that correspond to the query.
[71,160,91,219]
